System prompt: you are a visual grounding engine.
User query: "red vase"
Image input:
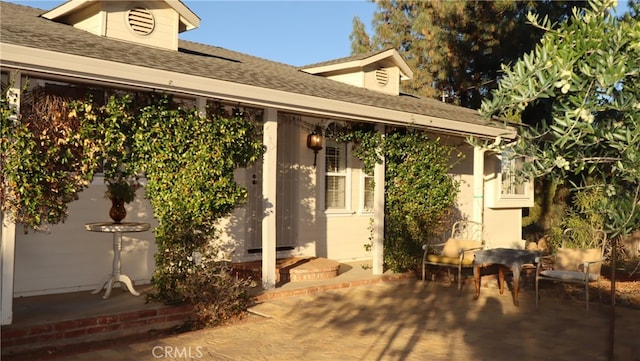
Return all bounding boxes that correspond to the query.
[109,198,126,224]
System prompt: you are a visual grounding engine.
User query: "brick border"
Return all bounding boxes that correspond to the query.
[1,304,194,356]
[254,272,416,302]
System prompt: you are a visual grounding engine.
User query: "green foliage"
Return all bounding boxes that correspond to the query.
[4,85,263,325]
[339,126,462,272]
[74,94,264,323]
[546,185,607,253]
[480,0,640,241]
[522,177,569,240]
[104,177,139,203]
[351,0,583,108]
[1,84,100,230]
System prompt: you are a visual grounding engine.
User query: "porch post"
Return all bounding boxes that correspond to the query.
[1,213,16,325]
[195,97,207,117]
[261,108,278,289]
[472,146,485,235]
[1,71,20,325]
[372,124,385,275]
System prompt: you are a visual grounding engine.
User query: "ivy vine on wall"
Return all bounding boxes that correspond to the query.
[335,124,464,272]
[2,84,263,325]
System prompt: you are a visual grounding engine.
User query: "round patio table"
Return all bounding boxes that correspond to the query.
[85,222,150,299]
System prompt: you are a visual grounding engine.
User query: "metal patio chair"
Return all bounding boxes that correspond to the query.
[422,220,484,292]
[535,228,607,311]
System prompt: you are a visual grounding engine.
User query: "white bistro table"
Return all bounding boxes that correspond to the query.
[85,222,150,299]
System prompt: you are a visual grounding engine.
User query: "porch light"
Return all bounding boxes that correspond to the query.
[306,129,323,167]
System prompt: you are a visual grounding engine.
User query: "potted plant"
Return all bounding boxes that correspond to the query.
[105,176,139,223]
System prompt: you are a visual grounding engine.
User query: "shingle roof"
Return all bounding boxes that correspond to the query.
[301,48,394,68]
[0,2,509,134]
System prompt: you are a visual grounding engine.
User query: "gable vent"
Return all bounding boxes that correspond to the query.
[127,8,155,36]
[375,69,389,86]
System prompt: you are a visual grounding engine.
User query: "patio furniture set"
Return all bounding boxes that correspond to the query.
[422,221,607,310]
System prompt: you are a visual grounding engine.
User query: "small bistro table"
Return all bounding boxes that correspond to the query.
[473,248,539,306]
[85,222,150,299]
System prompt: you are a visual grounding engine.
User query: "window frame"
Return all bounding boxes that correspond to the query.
[486,150,534,208]
[359,169,375,214]
[321,122,353,215]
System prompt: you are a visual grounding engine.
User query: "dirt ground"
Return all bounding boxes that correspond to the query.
[587,258,640,309]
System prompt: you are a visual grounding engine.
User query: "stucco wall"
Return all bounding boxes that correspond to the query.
[14,179,157,297]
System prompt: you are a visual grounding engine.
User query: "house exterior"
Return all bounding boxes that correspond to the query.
[0,0,533,325]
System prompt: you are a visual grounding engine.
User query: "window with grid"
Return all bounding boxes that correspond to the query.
[325,138,347,209]
[362,173,374,211]
[500,152,527,196]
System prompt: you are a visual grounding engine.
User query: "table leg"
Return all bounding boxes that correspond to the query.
[473,265,481,300]
[102,278,115,299]
[92,231,140,299]
[512,267,521,306]
[91,275,110,295]
[114,274,141,296]
[498,266,505,295]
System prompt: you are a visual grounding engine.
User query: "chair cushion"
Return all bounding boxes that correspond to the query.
[441,238,482,261]
[426,254,475,266]
[540,270,600,282]
[556,248,602,273]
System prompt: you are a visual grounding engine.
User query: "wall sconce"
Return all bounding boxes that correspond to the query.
[306,128,323,167]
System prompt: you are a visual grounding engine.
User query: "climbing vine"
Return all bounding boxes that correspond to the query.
[1,84,100,230]
[337,125,463,272]
[3,83,263,326]
[72,94,264,325]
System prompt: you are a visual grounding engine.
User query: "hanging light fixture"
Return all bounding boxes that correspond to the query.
[306,127,323,167]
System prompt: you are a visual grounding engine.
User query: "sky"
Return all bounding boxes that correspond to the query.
[5,1,632,67]
[6,0,378,66]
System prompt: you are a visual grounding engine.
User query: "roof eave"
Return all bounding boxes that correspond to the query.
[1,43,514,140]
[42,0,88,20]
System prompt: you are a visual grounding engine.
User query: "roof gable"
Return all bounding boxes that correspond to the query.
[42,0,200,51]
[301,49,413,96]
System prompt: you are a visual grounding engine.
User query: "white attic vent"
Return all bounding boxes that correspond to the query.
[375,69,389,87]
[127,7,155,36]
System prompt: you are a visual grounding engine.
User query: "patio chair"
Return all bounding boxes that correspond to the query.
[422,220,484,292]
[535,228,607,311]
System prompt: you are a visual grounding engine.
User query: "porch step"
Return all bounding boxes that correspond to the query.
[233,257,341,283]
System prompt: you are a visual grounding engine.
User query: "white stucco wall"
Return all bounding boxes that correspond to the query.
[13,179,157,297]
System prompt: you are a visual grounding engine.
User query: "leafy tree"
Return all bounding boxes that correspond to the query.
[479,1,638,357]
[480,0,639,241]
[351,0,584,109]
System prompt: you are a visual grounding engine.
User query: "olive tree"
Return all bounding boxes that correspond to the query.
[479,1,639,357]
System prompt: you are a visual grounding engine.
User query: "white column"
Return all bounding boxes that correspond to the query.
[261,109,278,289]
[196,97,207,117]
[372,124,386,275]
[1,71,21,325]
[472,146,485,236]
